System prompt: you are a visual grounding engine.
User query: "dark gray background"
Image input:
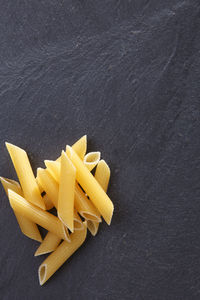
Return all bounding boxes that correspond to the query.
[0,1,200,299]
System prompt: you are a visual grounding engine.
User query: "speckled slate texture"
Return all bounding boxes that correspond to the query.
[0,1,200,299]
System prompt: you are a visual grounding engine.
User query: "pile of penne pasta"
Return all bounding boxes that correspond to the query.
[1,136,114,285]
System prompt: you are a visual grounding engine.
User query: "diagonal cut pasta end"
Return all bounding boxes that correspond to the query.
[87,220,100,236]
[5,142,25,154]
[62,224,71,243]
[106,202,114,225]
[39,264,47,286]
[35,247,52,257]
[83,152,101,171]
[71,135,87,160]
[80,211,102,223]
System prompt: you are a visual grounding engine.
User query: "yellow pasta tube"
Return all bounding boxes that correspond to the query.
[36,180,54,210]
[35,232,61,256]
[38,224,87,285]
[95,160,110,192]
[44,160,60,183]
[35,135,87,190]
[38,165,86,230]
[43,160,102,223]
[8,189,70,242]
[43,194,54,211]
[87,220,99,236]
[44,153,99,184]
[71,135,87,160]
[36,168,58,208]
[74,183,101,222]
[83,152,101,171]
[56,135,87,163]
[58,151,76,232]
[37,180,43,193]
[87,160,111,236]
[0,177,22,196]
[66,146,114,225]
[0,177,42,242]
[5,143,45,210]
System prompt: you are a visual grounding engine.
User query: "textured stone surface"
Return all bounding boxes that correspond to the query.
[0,1,200,299]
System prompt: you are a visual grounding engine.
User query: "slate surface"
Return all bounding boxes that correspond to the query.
[0,1,200,299]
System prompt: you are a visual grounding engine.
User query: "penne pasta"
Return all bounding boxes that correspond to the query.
[0,177,42,242]
[42,161,101,223]
[58,151,76,232]
[87,160,111,236]
[44,152,99,185]
[95,160,110,193]
[38,223,87,285]
[71,135,87,160]
[56,135,87,163]
[35,232,61,256]
[66,146,114,225]
[2,135,114,285]
[8,189,70,242]
[5,143,45,210]
[83,152,101,171]
[35,209,83,257]
[74,183,101,222]
[36,168,58,208]
[44,160,60,183]
[39,135,87,190]
[43,194,54,211]
[0,177,22,197]
[37,180,43,194]
[87,220,99,236]
[36,180,54,211]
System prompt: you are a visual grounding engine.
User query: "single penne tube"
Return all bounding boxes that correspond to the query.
[95,160,110,192]
[0,177,42,242]
[66,146,114,225]
[36,168,58,208]
[71,135,87,160]
[58,151,76,232]
[87,220,99,236]
[5,143,45,210]
[87,160,111,236]
[83,152,101,171]
[8,189,70,242]
[35,232,61,256]
[38,224,87,285]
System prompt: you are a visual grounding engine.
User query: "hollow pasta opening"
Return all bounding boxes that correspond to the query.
[81,212,101,223]
[62,225,71,242]
[39,264,47,285]
[84,152,100,164]
[87,220,95,235]
[74,219,84,230]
